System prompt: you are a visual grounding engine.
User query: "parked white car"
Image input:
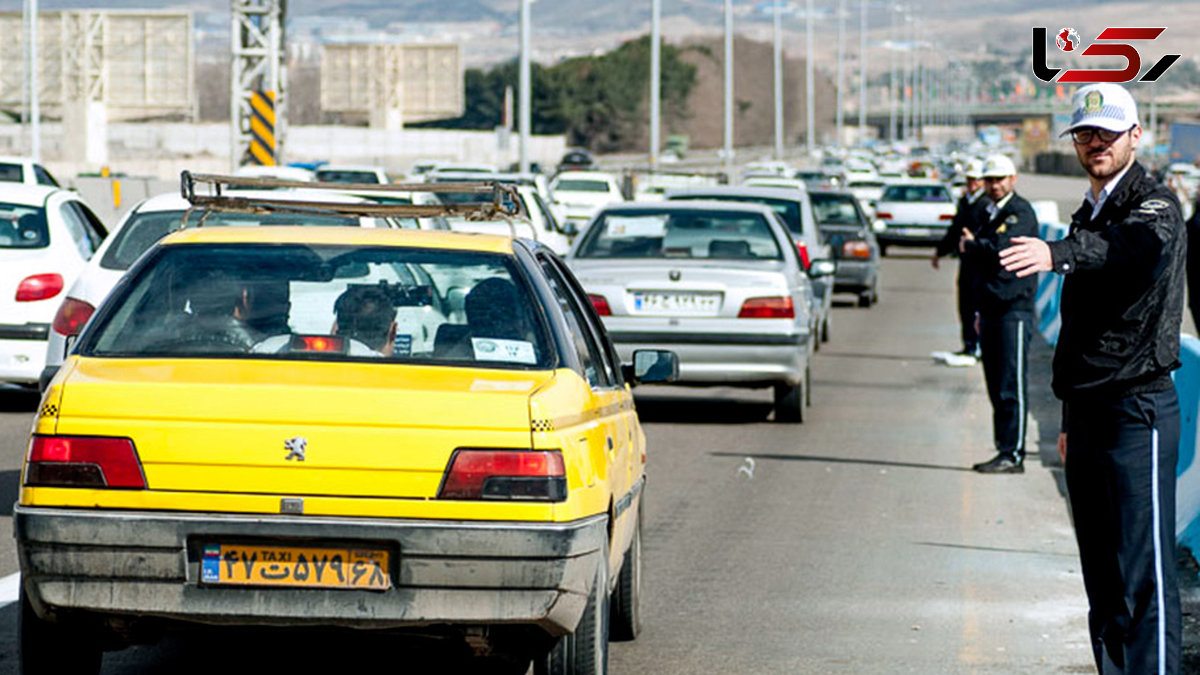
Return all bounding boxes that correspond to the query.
[550,170,625,233]
[0,156,61,187]
[1,184,106,388]
[40,189,407,388]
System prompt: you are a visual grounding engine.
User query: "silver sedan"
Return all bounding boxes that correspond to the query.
[566,201,834,422]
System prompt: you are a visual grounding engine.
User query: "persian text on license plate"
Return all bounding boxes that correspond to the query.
[632,292,721,315]
[201,543,390,590]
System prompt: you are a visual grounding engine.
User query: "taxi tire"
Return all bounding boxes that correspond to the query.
[609,509,642,642]
[536,537,610,675]
[774,380,806,423]
[19,588,102,675]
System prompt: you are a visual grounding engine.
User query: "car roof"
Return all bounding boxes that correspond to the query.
[315,165,385,173]
[160,225,517,253]
[666,185,809,203]
[0,155,35,165]
[553,171,616,181]
[0,183,62,204]
[599,200,779,217]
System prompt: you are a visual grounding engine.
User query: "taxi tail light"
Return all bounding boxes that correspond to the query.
[289,335,346,353]
[25,435,146,489]
[842,240,872,259]
[795,241,811,270]
[874,212,893,221]
[738,296,795,319]
[51,297,96,336]
[16,274,63,302]
[939,214,955,221]
[589,294,612,316]
[438,449,566,501]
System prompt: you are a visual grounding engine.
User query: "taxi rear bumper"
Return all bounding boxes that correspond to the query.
[15,505,607,636]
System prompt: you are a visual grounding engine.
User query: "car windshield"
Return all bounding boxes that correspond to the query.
[100,209,366,271]
[669,194,803,235]
[0,203,48,249]
[554,179,611,193]
[316,170,382,184]
[0,163,24,183]
[83,244,554,369]
[576,210,782,260]
[881,185,951,203]
[810,194,863,225]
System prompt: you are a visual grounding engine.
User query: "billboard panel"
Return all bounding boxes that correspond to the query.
[321,43,462,123]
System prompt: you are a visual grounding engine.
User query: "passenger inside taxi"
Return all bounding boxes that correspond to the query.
[333,284,398,356]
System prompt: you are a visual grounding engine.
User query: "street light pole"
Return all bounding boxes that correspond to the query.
[773,0,784,160]
[858,0,867,144]
[836,0,845,147]
[888,3,897,143]
[24,0,40,161]
[805,0,815,156]
[518,0,532,173]
[650,0,661,168]
[724,0,734,170]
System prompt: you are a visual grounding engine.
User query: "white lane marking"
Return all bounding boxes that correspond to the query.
[0,572,20,607]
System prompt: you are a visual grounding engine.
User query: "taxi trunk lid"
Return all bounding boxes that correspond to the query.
[54,358,550,500]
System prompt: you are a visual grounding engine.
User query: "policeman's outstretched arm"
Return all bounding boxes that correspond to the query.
[1000,237,1053,278]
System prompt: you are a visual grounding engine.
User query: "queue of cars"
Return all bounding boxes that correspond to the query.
[4,147,915,673]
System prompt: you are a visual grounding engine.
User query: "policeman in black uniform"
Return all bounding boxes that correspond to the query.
[960,154,1039,473]
[933,158,990,361]
[1000,83,1184,674]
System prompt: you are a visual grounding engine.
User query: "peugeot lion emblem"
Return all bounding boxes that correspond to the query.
[284,437,307,462]
[669,269,682,282]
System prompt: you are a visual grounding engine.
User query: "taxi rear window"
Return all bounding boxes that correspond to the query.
[82,244,554,369]
[100,210,363,271]
[0,203,49,249]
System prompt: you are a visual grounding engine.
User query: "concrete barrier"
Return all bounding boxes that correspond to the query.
[1034,220,1070,346]
[1176,336,1200,552]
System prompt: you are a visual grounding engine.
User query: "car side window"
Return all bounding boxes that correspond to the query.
[531,191,559,233]
[58,201,96,259]
[71,201,107,249]
[34,165,60,187]
[539,258,610,388]
[547,255,622,387]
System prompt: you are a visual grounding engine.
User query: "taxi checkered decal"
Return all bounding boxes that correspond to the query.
[531,419,556,432]
[40,404,58,417]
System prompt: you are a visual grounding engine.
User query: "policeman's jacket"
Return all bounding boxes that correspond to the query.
[1048,161,1185,401]
[935,190,989,258]
[962,192,1039,316]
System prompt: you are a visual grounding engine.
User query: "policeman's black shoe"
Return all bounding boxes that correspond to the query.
[972,454,1024,474]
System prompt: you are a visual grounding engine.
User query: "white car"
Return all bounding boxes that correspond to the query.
[1,184,106,388]
[872,180,957,256]
[40,189,409,388]
[231,165,316,184]
[315,165,391,184]
[550,170,625,233]
[845,178,888,217]
[743,176,809,193]
[0,156,61,187]
[431,177,571,254]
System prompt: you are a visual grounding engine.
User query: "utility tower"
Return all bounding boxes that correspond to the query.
[230,0,286,168]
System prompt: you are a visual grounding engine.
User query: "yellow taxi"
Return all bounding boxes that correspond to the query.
[19,222,677,674]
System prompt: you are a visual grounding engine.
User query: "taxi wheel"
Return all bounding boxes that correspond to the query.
[774,381,806,423]
[536,540,610,675]
[19,589,102,675]
[609,509,642,641]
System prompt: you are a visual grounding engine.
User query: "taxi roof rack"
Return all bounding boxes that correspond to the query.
[179,171,527,222]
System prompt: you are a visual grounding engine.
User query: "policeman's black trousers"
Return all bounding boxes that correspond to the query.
[978,310,1031,457]
[956,268,977,352]
[1065,389,1181,675]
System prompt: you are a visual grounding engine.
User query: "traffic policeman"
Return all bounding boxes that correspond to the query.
[1000,83,1185,674]
[933,158,990,361]
[961,154,1039,474]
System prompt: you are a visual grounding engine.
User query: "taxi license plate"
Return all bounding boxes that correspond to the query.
[201,543,390,590]
[632,291,721,316]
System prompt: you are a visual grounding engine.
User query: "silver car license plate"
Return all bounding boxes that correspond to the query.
[631,291,722,316]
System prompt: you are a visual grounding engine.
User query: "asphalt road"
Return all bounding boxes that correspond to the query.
[0,173,1173,673]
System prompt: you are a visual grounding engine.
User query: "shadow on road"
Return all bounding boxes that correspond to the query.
[633,392,772,425]
[0,388,38,414]
[711,451,973,473]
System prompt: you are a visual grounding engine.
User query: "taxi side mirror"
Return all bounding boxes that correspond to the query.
[808,259,837,278]
[622,349,679,385]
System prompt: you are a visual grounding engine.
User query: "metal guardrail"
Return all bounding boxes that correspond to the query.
[179,171,528,222]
